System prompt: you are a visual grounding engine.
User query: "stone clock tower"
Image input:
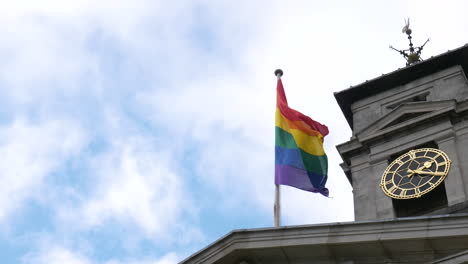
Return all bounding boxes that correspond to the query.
[335,44,468,221]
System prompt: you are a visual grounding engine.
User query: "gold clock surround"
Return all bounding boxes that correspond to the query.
[380,148,451,199]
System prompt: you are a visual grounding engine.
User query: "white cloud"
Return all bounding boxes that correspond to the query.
[23,243,179,264]
[105,252,178,264]
[0,0,199,105]
[24,245,91,264]
[1,0,208,253]
[55,133,201,245]
[0,118,86,223]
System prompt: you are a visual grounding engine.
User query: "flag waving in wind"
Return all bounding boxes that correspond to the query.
[275,77,330,196]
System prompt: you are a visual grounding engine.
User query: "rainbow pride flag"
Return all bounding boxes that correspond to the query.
[275,77,329,196]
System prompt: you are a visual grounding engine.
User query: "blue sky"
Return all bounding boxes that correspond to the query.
[1,0,468,263]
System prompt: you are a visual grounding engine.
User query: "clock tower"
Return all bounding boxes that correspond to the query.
[335,44,468,220]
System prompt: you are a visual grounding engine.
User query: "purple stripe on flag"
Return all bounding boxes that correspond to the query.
[275,164,329,197]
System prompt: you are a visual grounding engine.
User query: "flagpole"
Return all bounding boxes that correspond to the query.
[274,184,280,227]
[274,69,283,227]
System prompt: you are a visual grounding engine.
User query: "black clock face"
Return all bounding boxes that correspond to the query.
[380,148,451,199]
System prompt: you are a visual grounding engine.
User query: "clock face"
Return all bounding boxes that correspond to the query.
[380,148,451,199]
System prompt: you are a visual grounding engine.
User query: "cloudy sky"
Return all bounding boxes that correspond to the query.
[1,0,468,263]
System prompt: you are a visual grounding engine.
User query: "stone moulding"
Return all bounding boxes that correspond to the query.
[180,214,468,264]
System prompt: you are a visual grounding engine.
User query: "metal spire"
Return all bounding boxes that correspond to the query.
[390,18,430,66]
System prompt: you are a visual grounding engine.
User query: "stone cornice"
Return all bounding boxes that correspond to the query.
[180,214,468,264]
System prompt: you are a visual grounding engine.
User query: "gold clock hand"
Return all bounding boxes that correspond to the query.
[407,160,434,177]
[407,169,445,176]
[423,161,433,169]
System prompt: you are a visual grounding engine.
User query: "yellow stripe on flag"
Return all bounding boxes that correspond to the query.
[276,109,325,156]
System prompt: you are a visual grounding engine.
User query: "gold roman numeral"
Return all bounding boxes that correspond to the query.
[437,161,447,167]
[388,185,398,193]
[415,187,421,197]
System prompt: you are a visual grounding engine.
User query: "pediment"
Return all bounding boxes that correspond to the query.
[357,100,456,142]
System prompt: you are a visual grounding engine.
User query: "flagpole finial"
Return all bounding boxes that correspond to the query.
[274,69,283,78]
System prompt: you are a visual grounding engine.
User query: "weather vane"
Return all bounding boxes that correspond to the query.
[390,18,430,66]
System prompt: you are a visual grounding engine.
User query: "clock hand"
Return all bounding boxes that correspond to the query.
[407,169,445,176]
[407,160,434,177]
